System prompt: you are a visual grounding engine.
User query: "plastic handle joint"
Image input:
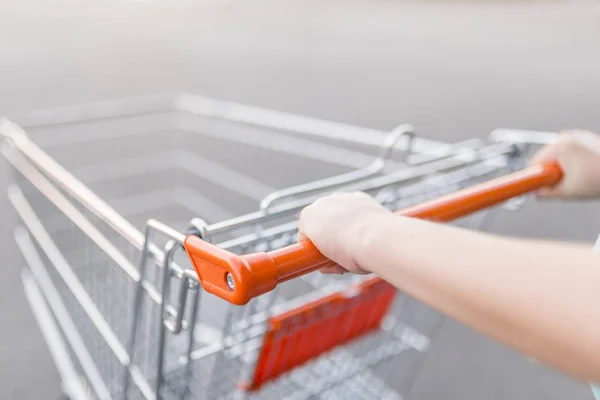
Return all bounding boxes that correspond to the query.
[184,236,276,305]
[185,162,563,305]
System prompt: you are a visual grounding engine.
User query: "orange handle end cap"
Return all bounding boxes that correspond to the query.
[184,235,278,305]
[542,161,563,185]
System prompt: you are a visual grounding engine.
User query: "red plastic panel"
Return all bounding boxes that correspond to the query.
[244,277,396,391]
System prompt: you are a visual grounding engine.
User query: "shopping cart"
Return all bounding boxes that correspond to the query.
[1,94,560,400]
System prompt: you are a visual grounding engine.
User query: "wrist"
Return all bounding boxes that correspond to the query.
[350,212,393,274]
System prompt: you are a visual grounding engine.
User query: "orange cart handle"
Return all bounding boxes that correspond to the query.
[184,162,563,305]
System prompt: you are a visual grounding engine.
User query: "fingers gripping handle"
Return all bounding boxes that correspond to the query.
[184,162,563,305]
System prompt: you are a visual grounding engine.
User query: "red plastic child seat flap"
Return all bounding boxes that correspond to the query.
[244,277,396,391]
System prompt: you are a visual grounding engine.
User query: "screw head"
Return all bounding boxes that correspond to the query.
[226,273,235,291]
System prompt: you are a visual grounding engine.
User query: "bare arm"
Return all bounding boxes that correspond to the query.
[358,214,600,383]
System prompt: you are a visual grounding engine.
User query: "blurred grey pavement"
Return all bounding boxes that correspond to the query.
[2,0,600,399]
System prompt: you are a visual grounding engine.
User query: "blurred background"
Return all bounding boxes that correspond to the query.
[2,0,600,399]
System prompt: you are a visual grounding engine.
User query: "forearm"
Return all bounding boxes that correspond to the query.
[357,215,600,382]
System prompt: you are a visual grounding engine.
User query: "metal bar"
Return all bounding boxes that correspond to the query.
[258,125,415,210]
[147,219,187,245]
[8,93,451,156]
[4,145,185,320]
[154,240,181,398]
[181,285,201,399]
[1,121,188,291]
[173,93,456,156]
[1,119,146,258]
[490,129,556,145]
[16,227,112,400]
[164,276,190,334]
[21,269,93,400]
[9,185,156,400]
[3,146,141,280]
[123,224,154,399]
[9,185,130,364]
[213,156,509,252]
[206,143,513,236]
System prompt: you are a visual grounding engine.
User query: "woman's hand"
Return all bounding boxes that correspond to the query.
[532,130,600,199]
[297,191,391,274]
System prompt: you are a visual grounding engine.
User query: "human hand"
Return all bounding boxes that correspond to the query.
[531,130,600,199]
[298,192,391,274]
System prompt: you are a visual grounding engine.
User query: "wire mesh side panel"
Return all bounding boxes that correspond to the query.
[11,183,126,397]
[6,153,164,398]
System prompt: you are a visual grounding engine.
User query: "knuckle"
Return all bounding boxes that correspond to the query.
[323,192,343,202]
[555,136,577,152]
[352,191,371,200]
[298,207,308,222]
[300,204,316,219]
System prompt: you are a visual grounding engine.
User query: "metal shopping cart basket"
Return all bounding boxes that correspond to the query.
[1,94,561,400]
